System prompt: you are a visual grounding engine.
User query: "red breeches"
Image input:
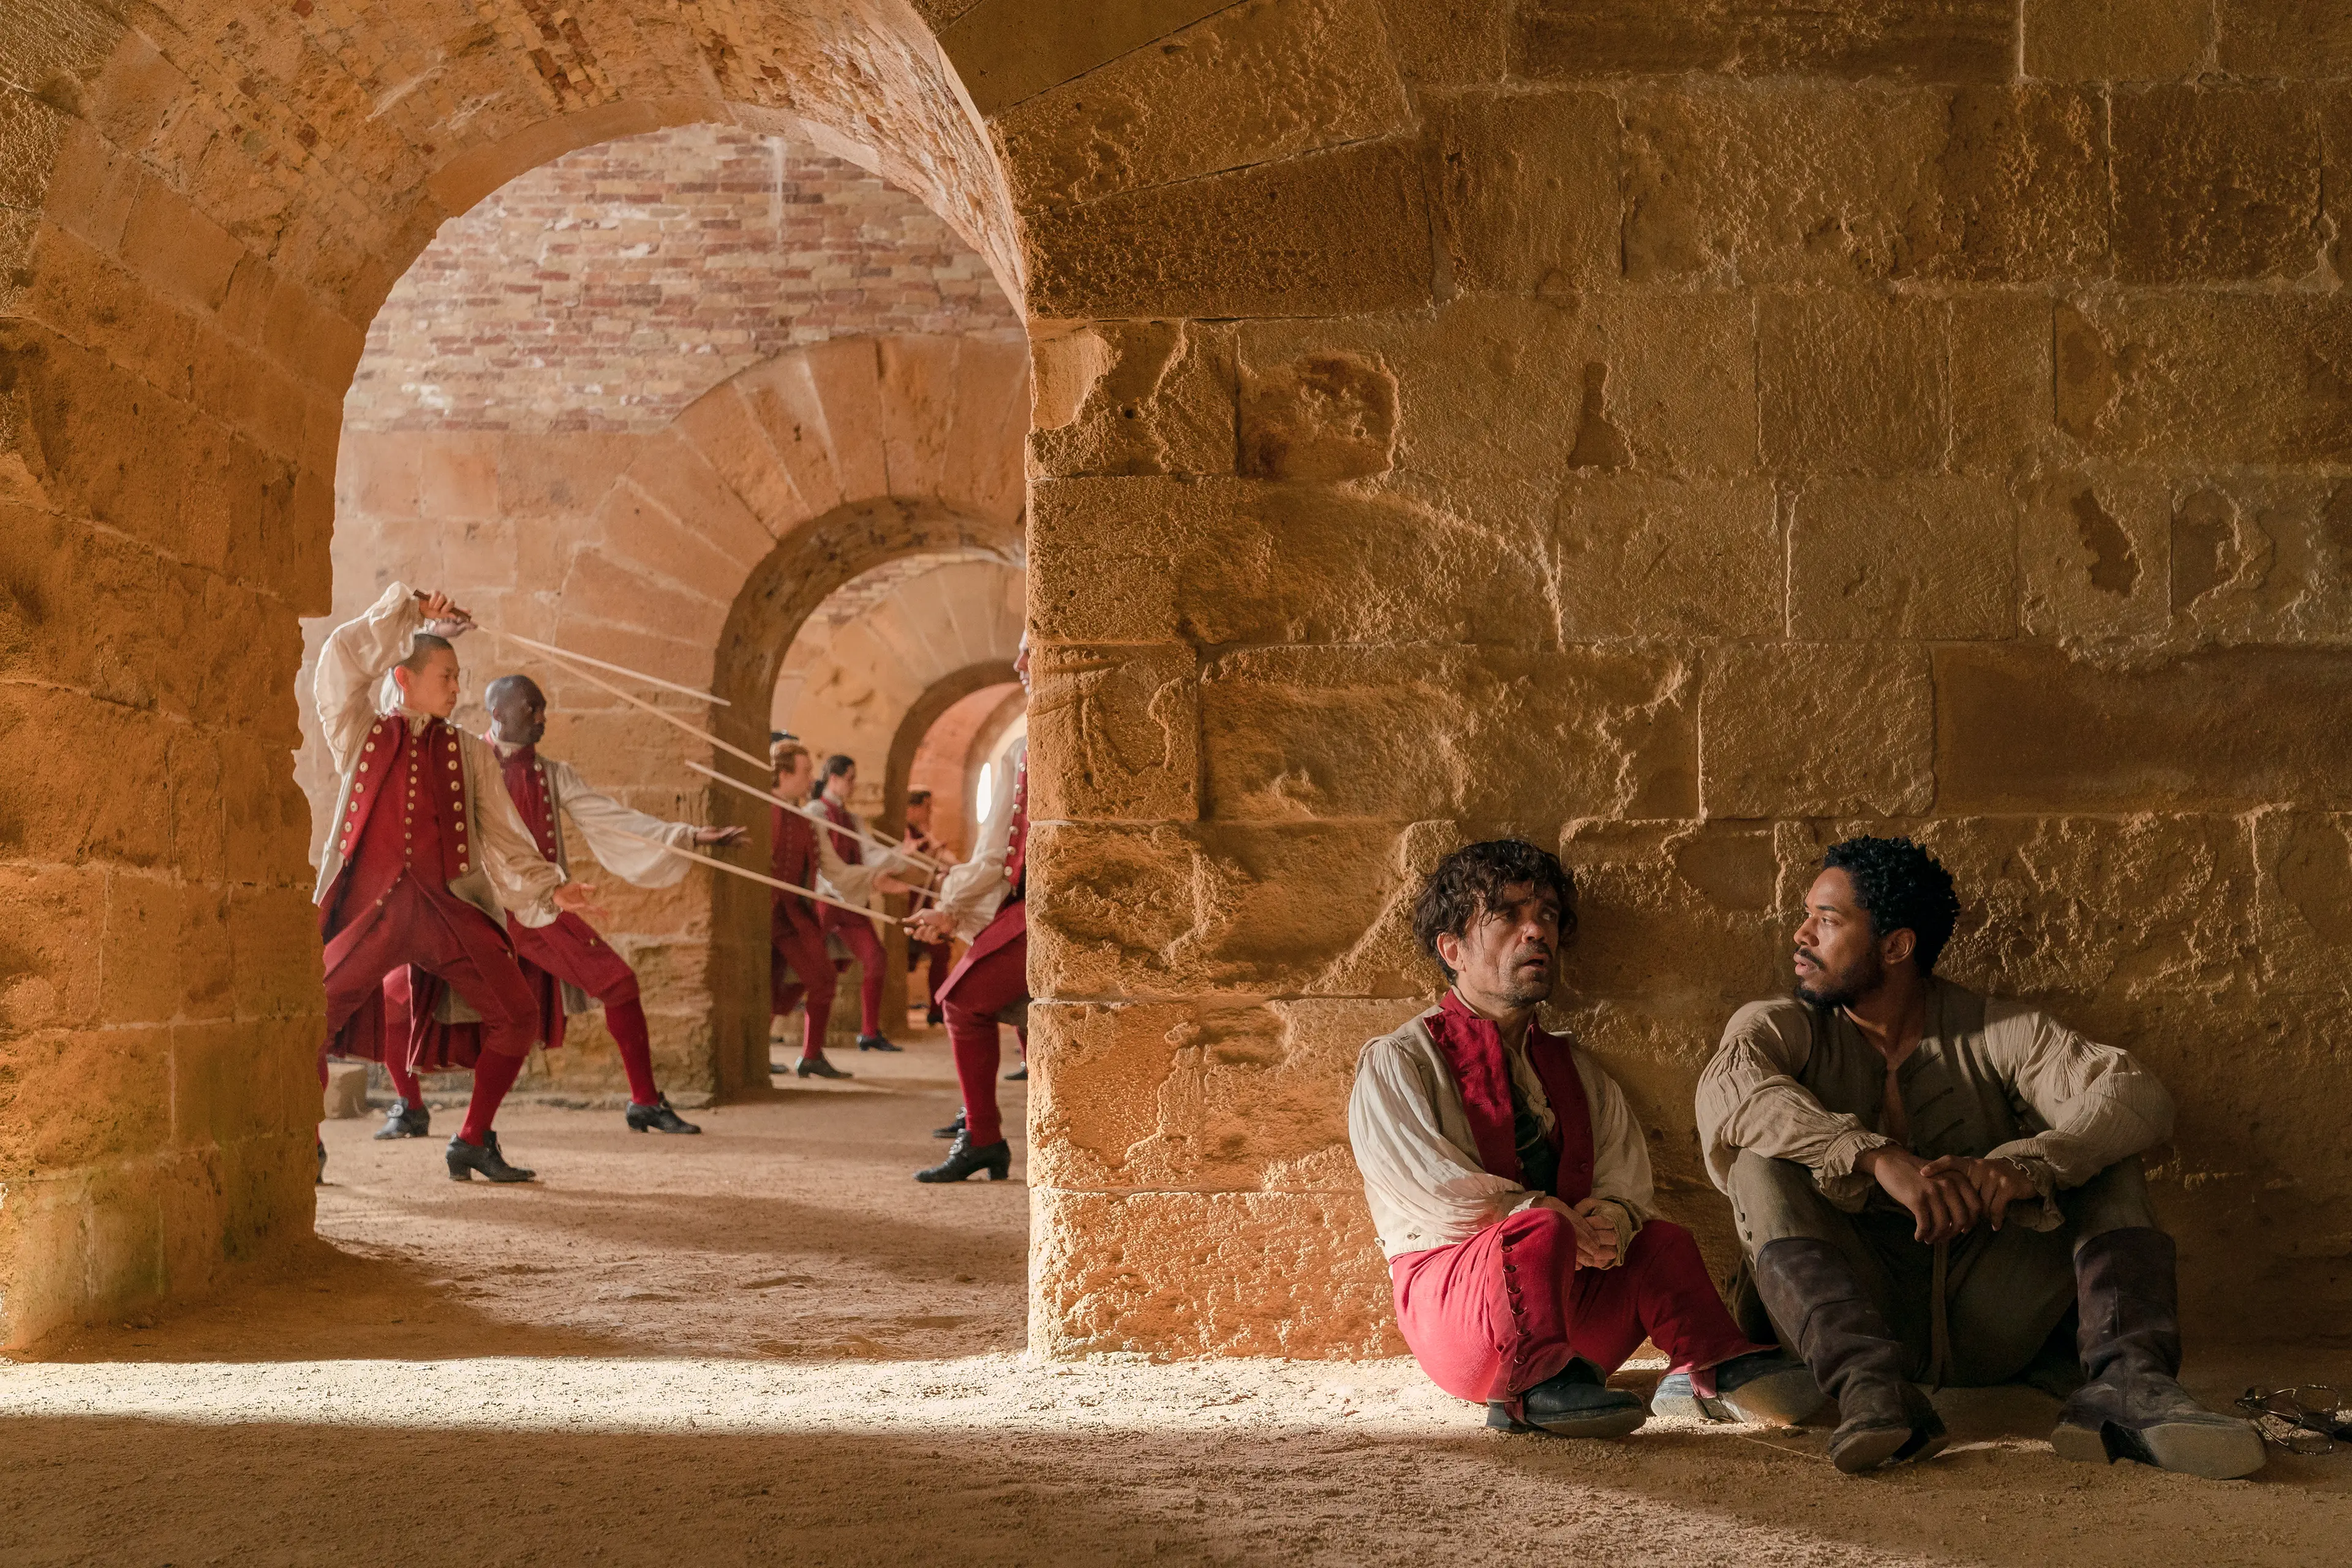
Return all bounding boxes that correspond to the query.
[1390,1211,1762,1405]
[510,913,658,1104]
[771,914,836,1060]
[937,908,1027,1147]
[321,875,541,1066]
[823,913,887,1037]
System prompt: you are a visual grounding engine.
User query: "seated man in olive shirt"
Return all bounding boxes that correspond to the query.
[1697,835,2262,1479]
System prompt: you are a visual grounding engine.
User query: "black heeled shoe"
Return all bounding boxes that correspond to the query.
[445,1131,537,1183]
[794,1052,852,1079]
[914,1132,1011,1183]
[625,1096,701,1134]
[1003,1064,1027,1082]
[856,1034,902,1052]
[932,1110,967,1140]
[372,1098,431,1139]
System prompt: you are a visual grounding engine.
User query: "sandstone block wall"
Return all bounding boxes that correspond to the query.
[11,0,2352,1359]
[979,0,2352,1352]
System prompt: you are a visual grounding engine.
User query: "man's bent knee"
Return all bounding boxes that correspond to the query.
[1727,1150,1852,1254]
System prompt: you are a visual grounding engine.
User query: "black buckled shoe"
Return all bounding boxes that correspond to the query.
[794,1052,852,1079]
[933,1110,967,1140]
[856,1034,902,1052]
[924,1005,944,1026]
[915,1131,1011,1183]
[625,1096,701,1135]
[372,1098,431,1140]
[1651,1349,1826,1427]
[445,1131,537,1183]
[1488,1357,1648,1439]
[1003,1064,1028,1082]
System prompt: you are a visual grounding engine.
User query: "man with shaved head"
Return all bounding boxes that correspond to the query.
[312,584,599,1183]
[381,671,747,1137]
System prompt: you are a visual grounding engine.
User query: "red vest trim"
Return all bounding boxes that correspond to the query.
[1422,992,1596,1206]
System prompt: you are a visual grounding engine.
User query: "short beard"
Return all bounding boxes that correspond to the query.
[1793,947,1883,1011]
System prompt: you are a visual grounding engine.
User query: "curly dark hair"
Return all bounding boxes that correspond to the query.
[1820,835,1962,973]
[1412,840,1577,982]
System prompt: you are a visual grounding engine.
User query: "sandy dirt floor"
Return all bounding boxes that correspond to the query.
[3,1030,2348,1567]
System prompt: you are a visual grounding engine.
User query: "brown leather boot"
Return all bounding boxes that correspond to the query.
[1754,1238,1948,1474]
[2050,1229,2264,1480]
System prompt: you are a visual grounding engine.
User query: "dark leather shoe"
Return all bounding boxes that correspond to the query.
[445,1131,536,1183]
[933,1110,967,1140]
[372,1098,431,1140]
[625,1096,701,1134]
[924,1005,944,1025]
[856,1034,902,1052]
[1003,1064,1028,1081]
[915,1132,1011,1183]
[1651,1349,1825,1427]
[2052,1369,2265,1479]
[794,1053,852,1079]
[1488,1357,1646,1438]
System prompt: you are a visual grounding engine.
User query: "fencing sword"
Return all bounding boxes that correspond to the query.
[605,829,902,925]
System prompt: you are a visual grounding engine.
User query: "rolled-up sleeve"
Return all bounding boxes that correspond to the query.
[1697,1002,1889,1211]
[1983,1001,2175,1193]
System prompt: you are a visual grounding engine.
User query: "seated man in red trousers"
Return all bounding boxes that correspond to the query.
[903,641,1031,1184]
[313,584,597,1184]
[372,674,747,1139]
[1349,839,1822,1438]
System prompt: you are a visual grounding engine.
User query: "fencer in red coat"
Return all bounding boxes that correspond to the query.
[372,674,748,1138]
[813,754,899,1054]
[312,583,598,1184]
[905,639,1031,1184]
[767,742,918,1079]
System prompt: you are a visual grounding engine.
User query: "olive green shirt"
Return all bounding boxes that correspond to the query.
[1695,980,2175,1232]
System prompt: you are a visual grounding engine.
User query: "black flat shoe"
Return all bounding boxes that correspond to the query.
[924,1005,944,1025]
[794,1053,852,1079]
[625,1096,701,1134]
[933,1110,967,1140]
[856,1034,903,1052]
[445,1131,537,1183]
[915,1132,1011,1183]
[372,1098,431,1140]
[1003,1065,1027,1081]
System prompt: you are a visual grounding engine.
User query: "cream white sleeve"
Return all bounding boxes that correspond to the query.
[315,582,420,775]
[466,734,563,927]
[1578,1052,1654,1258]
[549,760,696,889]
[1349,1039,1535,1254]
[931,741,1021,940]
[1983,1001,2176,1198]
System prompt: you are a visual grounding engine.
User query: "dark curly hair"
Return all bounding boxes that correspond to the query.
[1821,835,1961,973]
[1412,840,1576,982]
